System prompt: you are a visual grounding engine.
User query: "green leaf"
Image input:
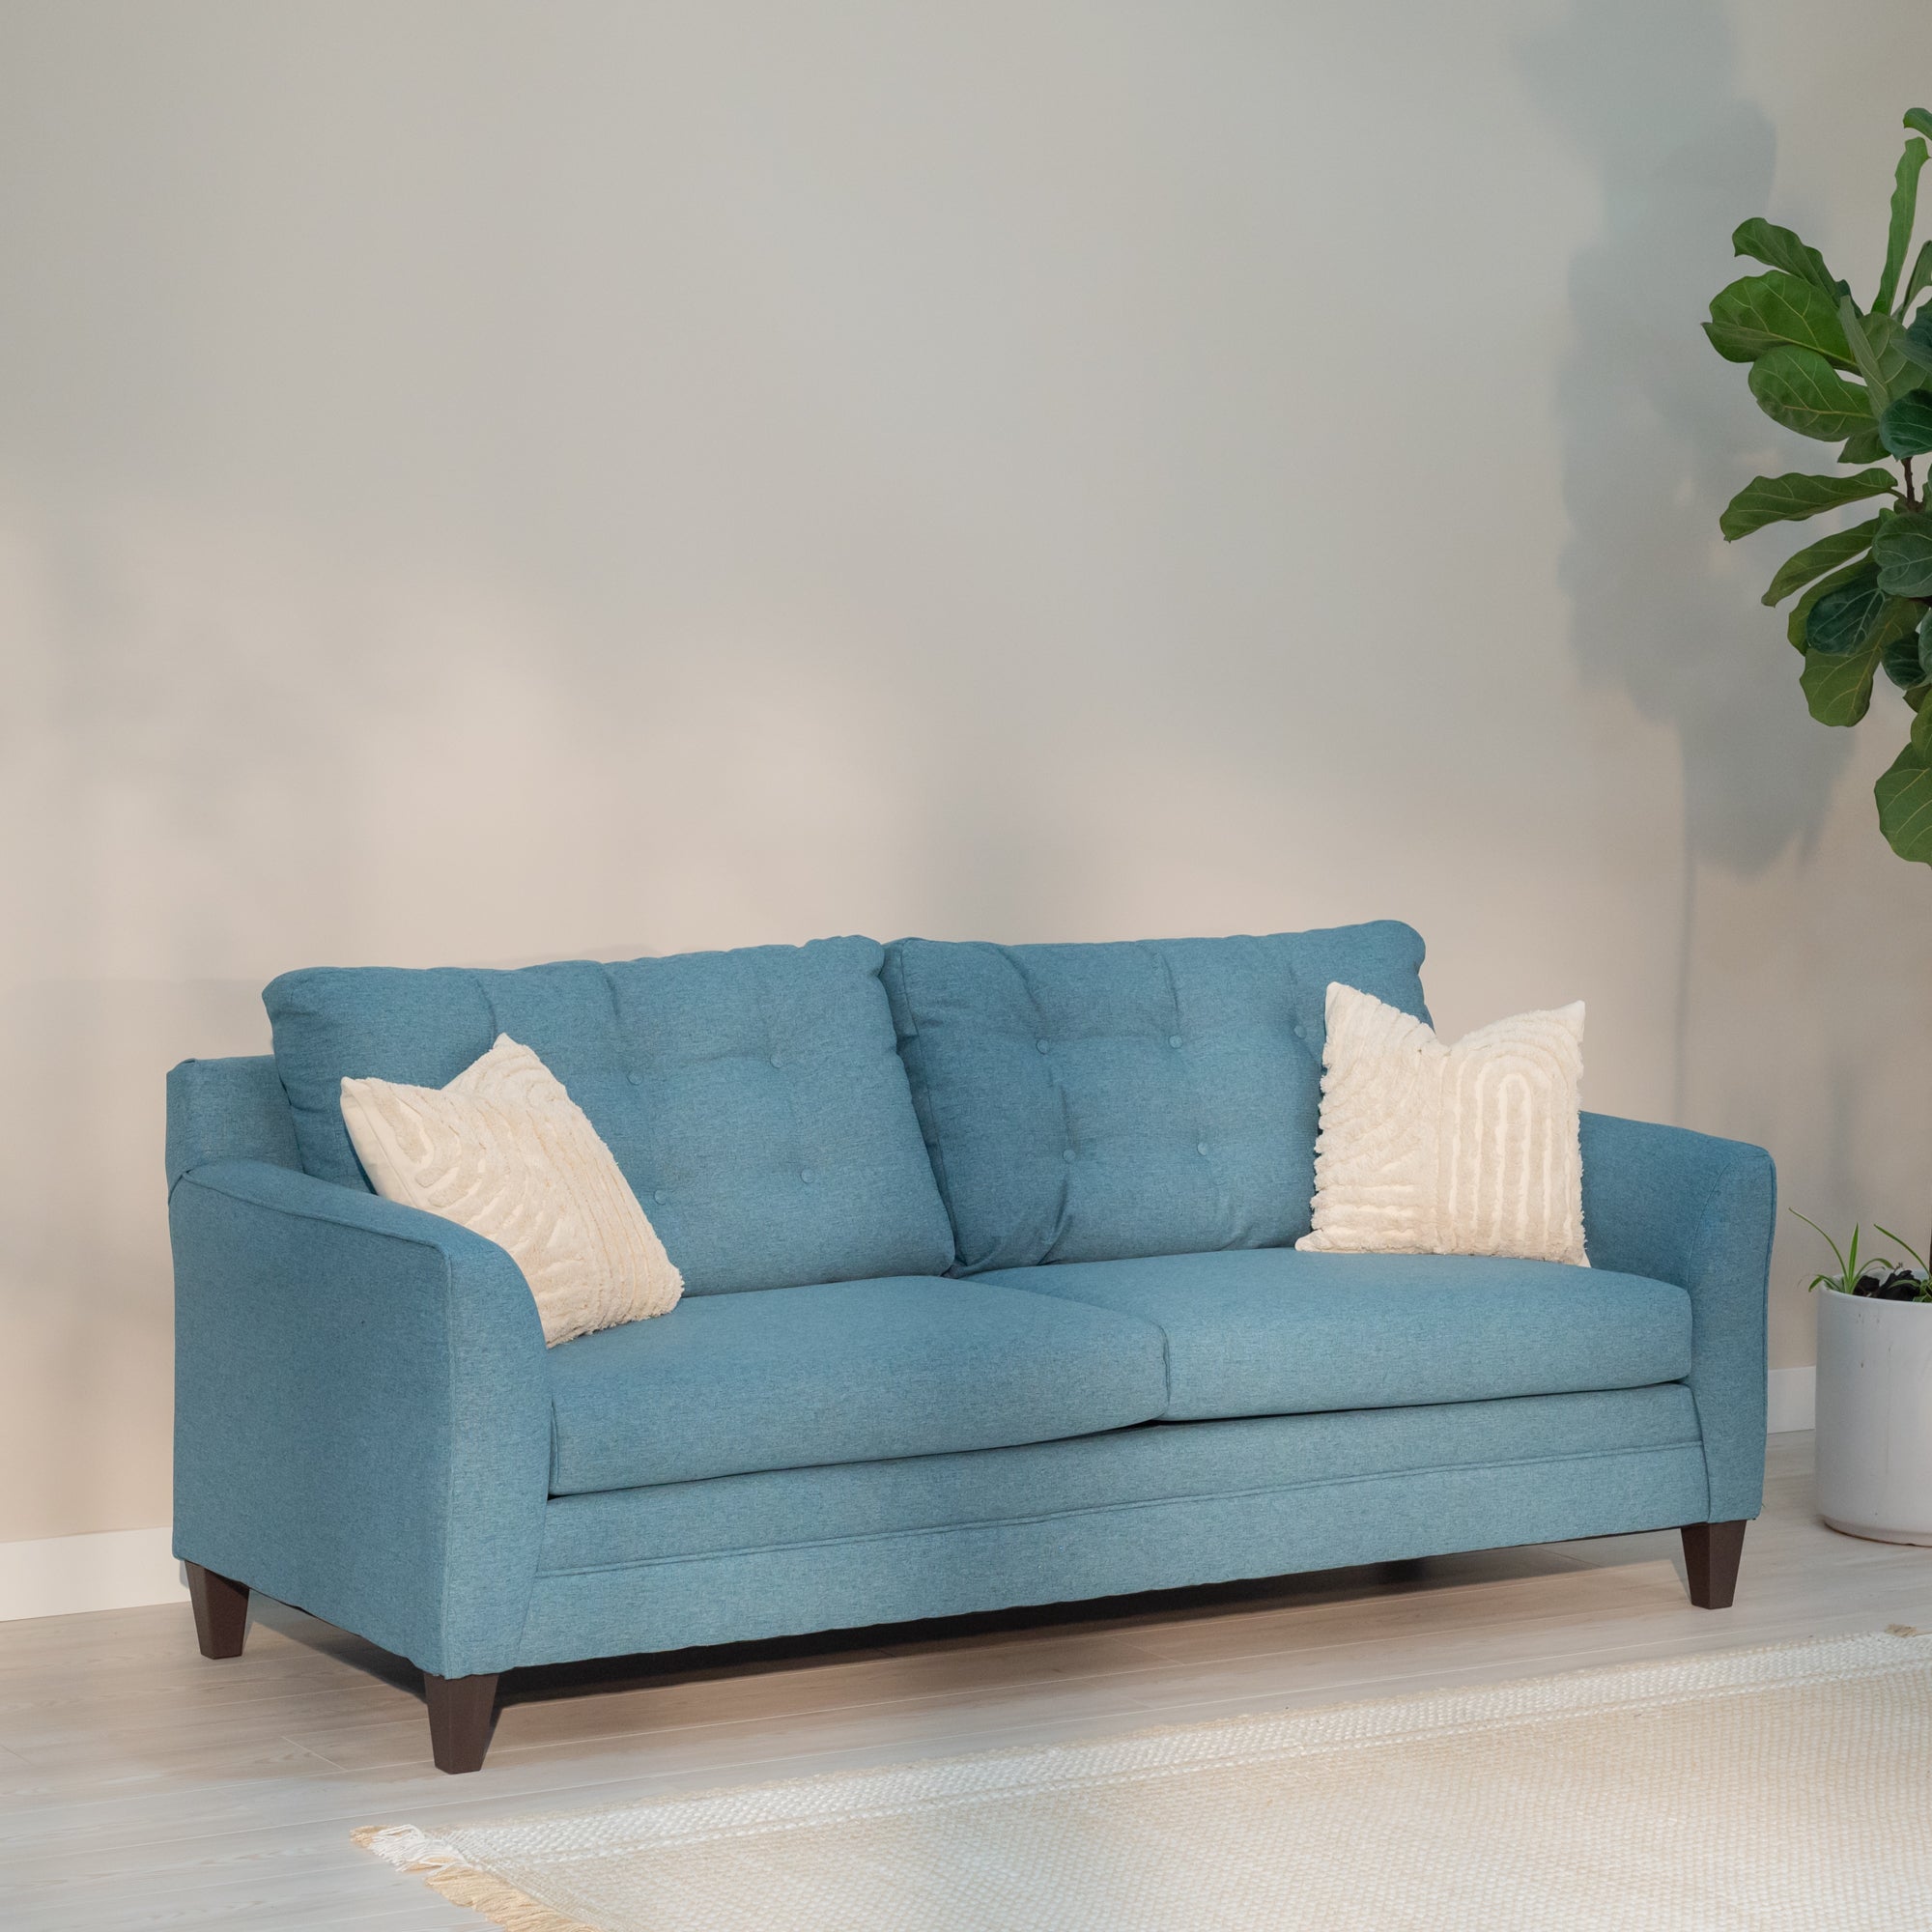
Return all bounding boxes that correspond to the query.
[1874,593,1921,656]
[1881,389,1932,456]
[1839,303,1926,417]
[1865,313,1930,412]
[1761,517,1883,606]
[1719,468,1894,540]
[1704,271,1853,366]
[1748,346,1875,440]
[1806,572,1893,654]
[1875,510,1932,594]
[1802,637,1882,724]
[1789,554,1880,650]
[1884,619,1926,689]
[1899,306,1932,374]
[1876,725,1932,862]
[1879,592,1932,695]
[1802,575,1919,665]
[1840,424,1891,464]
[1876,137,1929,315]
[1903,241,1932,319]
[1909,108,1932,142]
[1731,217,1845,298]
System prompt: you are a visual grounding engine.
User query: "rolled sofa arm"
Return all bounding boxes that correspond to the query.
[170,1158,552,1679]
[1578,1112,1776,1522]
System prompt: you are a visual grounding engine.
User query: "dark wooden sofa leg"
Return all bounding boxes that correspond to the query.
[185,1562,250,1660]
[425,1673,500,1774]
[1681,1520,1747,1609]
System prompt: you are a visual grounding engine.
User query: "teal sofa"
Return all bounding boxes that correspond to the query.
[166,923,1774,1772]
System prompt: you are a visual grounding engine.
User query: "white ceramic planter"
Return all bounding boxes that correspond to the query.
[1815,1286,1932,1545]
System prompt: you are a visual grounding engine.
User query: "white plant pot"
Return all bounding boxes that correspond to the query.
[1815,1286,1932,1545]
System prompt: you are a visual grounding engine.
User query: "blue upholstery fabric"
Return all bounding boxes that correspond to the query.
[883,924,1429,1271]
[170,1158,552,1679]
[985,1248,1691,1421]
[541,1384,1700,1572]
[546,1276,1169,1493]
[166,999,1775,1694]
[264,938,953,1294]
[165,1057,300,1188]
[522,1388,1707,1664]
[1580,1112,1776,1521]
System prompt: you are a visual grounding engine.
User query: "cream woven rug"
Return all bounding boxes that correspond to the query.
[358,1631,1932,1930]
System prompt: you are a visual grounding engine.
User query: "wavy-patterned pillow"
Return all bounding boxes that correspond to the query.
[340,1036,683,1345]
[1296,983,1587,1265]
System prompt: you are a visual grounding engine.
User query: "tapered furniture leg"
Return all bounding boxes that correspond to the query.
[185,1562,250,1659]
[1681,1520,1747,1608]
[425,1672,500,1774]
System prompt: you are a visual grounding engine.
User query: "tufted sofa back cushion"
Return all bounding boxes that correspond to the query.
[883,924,1430,1273]
[265,938,954,1295]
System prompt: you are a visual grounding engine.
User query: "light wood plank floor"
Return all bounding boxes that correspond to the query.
[3,1432,1928,1928]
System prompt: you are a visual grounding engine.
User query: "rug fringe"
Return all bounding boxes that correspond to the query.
[353,1824,606,1932]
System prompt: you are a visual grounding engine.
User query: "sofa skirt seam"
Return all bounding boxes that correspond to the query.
[534,1437,1706,1579]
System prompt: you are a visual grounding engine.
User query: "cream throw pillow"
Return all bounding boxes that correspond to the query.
[340,1036,683,1345]
[1297,983,1587,1265]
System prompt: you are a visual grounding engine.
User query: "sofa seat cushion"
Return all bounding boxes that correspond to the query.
[546,1275,1170,1493]
[982,1248,1692,1421]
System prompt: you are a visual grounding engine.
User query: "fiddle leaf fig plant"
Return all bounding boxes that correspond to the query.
[1711,107,1932,863]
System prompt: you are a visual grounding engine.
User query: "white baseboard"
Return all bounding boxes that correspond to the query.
[0,1526,185,1623]
[1768,1366,1817,1435]
[0,1377,1827,1622]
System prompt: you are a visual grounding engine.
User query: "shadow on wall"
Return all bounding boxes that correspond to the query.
[1519,0,1862,1125]
[1519,0,1849,878]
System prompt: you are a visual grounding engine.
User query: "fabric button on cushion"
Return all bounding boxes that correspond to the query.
[265,937,953,1295]
[545,1276,1170,1493]
[984,1247,1692,1421]
[884,924,1430,1273]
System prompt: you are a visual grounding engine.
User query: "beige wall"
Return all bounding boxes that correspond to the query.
[1,0,1928,1542]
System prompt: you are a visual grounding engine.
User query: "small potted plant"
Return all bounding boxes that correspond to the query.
[1794,1213,1932,1543]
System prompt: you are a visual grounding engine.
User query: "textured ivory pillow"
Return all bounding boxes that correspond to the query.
[340,1036,683,1345]
[1297,983,1587,1265]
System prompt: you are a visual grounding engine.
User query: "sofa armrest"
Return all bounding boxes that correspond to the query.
[1579,1112,1775,1521]
[170,1159,551,1678]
